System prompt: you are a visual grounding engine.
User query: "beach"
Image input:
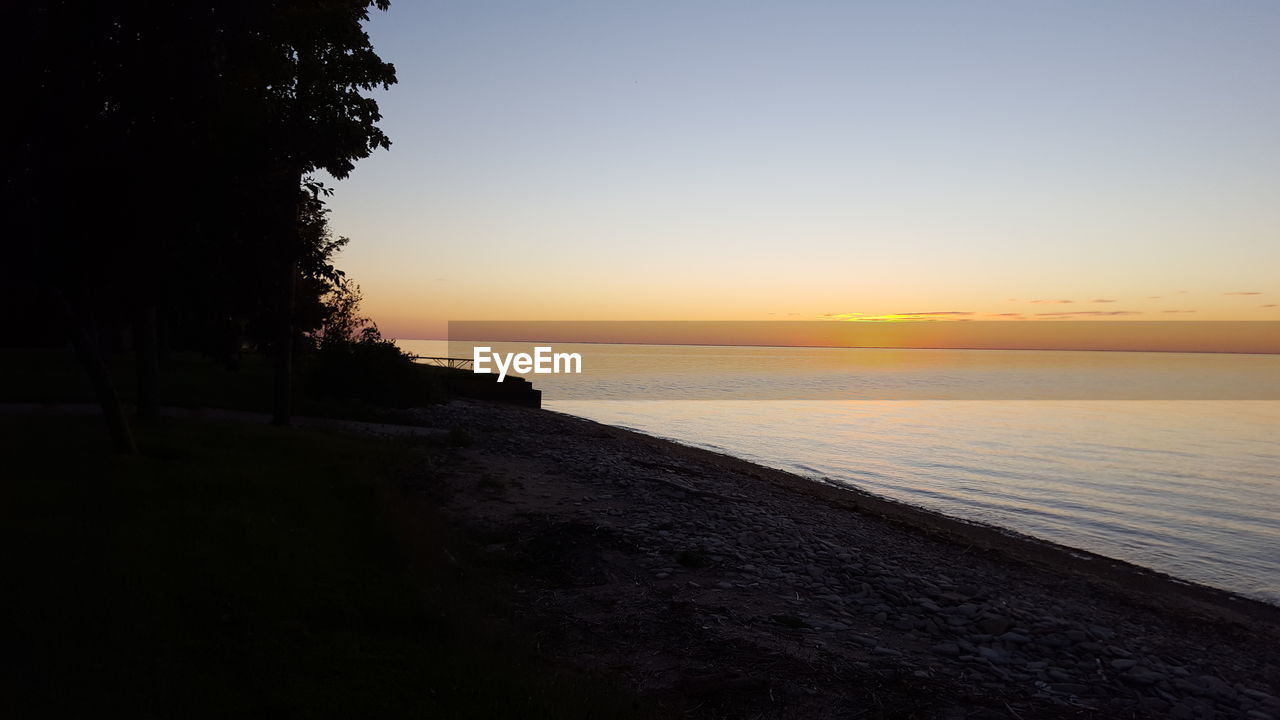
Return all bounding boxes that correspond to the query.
[404,399,1280,719]
[17,3,1280,717]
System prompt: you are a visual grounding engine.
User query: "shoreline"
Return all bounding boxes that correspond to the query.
[635,426,1280,625]
[596,420,1280,623]
[406,399,1280,718]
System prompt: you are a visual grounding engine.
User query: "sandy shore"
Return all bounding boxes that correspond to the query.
[404,400,1280,719]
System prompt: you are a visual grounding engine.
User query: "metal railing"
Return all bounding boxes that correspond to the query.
[409,355,474,371]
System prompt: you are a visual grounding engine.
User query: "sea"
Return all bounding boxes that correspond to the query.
[399,339,1280,605]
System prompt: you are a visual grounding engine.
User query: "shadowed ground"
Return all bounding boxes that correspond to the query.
[5,400,1279,718]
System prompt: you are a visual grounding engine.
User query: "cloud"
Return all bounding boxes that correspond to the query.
[988,312,1024,317]
[1225,291,1262,296]
[1035,311,1142,317]
[1161,310,1197,314]
[1146,296,1162,299]
[1089,299,1116,303]
[1030,299,1073,304]
[821,311,976,322]
[1262,304,1278,309]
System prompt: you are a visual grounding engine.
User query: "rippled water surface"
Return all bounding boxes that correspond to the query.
[401,340,1280,603]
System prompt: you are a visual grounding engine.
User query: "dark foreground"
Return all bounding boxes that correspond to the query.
[5,402,1279,719]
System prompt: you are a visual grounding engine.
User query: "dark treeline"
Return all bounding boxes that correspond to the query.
[5,1,410,450]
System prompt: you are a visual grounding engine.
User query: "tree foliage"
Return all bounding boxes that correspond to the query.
[295,178,380,346]
[7,1,406,443]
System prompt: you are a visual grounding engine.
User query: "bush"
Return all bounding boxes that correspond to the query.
[303,337,444,409]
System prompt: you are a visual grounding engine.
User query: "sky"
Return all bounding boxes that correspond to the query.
[323,0,1280,341]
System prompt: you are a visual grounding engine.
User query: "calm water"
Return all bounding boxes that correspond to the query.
[401,340,1280,604]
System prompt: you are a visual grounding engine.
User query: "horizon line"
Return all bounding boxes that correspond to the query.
[400,337,1280,357]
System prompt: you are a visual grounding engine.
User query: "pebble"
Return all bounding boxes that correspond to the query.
[1040,633,1070,648]
[1199,675,1238,701]
[1124,669,1163,685]
[978,647,1008,664]
[1088,625,1114,638]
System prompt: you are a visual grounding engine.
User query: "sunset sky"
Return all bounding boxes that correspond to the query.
[324,1,1280,341]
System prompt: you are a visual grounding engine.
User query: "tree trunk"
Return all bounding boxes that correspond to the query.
[272,260,296,426]
[270,169,303,427]
[58,290,136,454]
[135,303,160,422]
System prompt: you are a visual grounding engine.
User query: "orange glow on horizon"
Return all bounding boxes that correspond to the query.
[442,321,1280,355]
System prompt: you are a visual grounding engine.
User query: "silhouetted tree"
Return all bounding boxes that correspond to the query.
[7,3,143,450]
[294,178,381,345]
[8,1,397,447]
[225,0,397,425]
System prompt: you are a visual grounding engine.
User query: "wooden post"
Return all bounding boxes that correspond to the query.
[135,303,159,422]
[58,290,136,453]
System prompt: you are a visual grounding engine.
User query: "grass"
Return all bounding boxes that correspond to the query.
[0,347,450,421]
[1,415,648,718]
[0,347,267,407]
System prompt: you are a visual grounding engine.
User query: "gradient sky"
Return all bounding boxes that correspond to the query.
[323,1,1280,340]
